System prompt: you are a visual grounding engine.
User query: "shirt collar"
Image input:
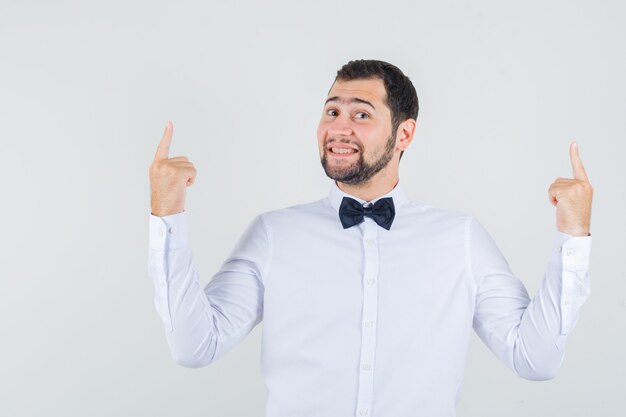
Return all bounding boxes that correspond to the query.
[328,179,409,213]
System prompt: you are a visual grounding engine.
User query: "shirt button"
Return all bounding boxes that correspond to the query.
[158,229,164,237]
[366,278,375,285]
[365,238,375,246]
[359,409,368,416]
[566,248,574,256]
[364,320,374,328]
[168,227,176,234]
[362,363,372,371]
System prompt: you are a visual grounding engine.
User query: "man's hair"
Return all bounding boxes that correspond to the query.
[334,59,419,161]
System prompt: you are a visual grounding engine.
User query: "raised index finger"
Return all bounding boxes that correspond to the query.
[154,121,173,161]
[569,141,589,182]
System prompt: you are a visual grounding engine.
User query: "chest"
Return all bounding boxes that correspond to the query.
[262,218,473,327]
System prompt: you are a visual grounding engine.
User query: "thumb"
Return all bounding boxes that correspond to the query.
[570,141,589,182]
[154,121,173,161]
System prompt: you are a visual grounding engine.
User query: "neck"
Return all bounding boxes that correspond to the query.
[336,168,399,202]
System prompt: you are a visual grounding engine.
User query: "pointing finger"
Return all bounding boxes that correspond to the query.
[154,121,173,161]
[569,141,589,182]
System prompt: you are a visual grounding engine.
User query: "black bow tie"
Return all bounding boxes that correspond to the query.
[339,196,395,230]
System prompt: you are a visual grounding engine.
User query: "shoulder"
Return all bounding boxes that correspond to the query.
[399,198,475,231]
[256,197,336,230]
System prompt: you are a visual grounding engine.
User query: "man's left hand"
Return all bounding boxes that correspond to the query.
[548,142,594,237]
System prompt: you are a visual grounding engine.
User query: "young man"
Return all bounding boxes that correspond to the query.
[148,60,593,417]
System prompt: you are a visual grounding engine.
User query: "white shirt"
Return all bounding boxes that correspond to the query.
[148,180,592,417]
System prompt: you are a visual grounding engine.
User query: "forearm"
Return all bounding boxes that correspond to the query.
[511,232,591,380]
[149,212,219,368]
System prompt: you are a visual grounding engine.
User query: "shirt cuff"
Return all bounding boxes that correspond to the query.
[554,230,592,271]
[149,211,190,251]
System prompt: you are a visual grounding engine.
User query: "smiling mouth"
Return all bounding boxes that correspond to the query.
[329,147,359,155]
[326,143,360,159]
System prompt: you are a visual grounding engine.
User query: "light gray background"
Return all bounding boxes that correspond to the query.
[1,0,624,416]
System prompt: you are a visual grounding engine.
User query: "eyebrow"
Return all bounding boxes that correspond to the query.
[324,96,376,111]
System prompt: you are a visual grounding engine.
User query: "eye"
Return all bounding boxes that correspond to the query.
[355,112,369,119]
[326,109,338,117]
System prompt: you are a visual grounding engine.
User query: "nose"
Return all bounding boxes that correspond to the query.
[327,115,353,137]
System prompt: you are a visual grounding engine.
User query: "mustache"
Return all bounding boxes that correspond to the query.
[325,138,362,151]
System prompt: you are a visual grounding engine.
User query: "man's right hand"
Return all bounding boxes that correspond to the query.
[149,121,197,217]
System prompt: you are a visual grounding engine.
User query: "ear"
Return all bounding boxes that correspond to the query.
[395,119,416,151]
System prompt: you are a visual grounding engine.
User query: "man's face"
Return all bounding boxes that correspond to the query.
[317,78,398,185]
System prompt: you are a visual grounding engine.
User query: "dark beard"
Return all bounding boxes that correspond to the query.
[320,133,396,185]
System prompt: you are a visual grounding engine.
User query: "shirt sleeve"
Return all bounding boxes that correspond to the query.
[468,216,591,380]
[148,211,269,368]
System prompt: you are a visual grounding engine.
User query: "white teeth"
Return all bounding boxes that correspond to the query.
[331,147,357,154]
